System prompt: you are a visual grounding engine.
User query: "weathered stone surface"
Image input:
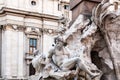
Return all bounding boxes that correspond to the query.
[30,0,120,80]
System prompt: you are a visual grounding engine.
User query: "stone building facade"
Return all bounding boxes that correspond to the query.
[0,0,71,79]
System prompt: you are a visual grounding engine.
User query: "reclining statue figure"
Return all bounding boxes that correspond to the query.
[47,37,101,79]
[31,35,101,80]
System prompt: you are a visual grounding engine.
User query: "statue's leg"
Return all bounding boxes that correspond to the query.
[60,57,79,71]
[77,59,100,78]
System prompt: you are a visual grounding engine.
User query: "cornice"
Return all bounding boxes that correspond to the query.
[0,7,61,21]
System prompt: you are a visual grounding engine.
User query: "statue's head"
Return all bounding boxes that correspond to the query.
[54,37,67,50]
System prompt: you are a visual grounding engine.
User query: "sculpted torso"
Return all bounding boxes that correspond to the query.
[52,47,69,66]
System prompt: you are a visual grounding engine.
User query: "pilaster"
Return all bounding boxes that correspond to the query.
[1,24,26,79]
[17,30,24,78]
[2,24,13,79]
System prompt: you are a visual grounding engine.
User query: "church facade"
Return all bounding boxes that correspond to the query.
[0,0,71,79]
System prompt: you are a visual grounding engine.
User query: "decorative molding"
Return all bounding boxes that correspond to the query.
[3,24,14,31]
[0,22,61,36]
[2,24,58,36]
[17,26,26,31]
[0,7,61,21]
[2,24,26,31]
[25,27,42,36]
[42,28,58,35]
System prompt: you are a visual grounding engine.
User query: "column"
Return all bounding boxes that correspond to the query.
[11,30,18,77]
[2,25,13,78]
[1,25,25,79]
[17,27,24,79]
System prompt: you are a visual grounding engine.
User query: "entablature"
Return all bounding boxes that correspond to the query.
[0,7,61,21]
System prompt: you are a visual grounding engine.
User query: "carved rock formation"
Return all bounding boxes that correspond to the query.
[30,0,120,80]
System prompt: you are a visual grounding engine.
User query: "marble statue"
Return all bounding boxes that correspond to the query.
[48,37,101,79]
[32,50,46,75]
[30,0,120,80]
[31,21,102,80]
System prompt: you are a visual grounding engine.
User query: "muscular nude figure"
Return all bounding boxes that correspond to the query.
[48,37,101,78]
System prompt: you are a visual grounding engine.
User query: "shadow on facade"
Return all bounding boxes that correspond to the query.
[29,63,35,76]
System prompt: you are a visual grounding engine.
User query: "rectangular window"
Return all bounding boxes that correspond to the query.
[64,5,70,10]
[29,38,37,54]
